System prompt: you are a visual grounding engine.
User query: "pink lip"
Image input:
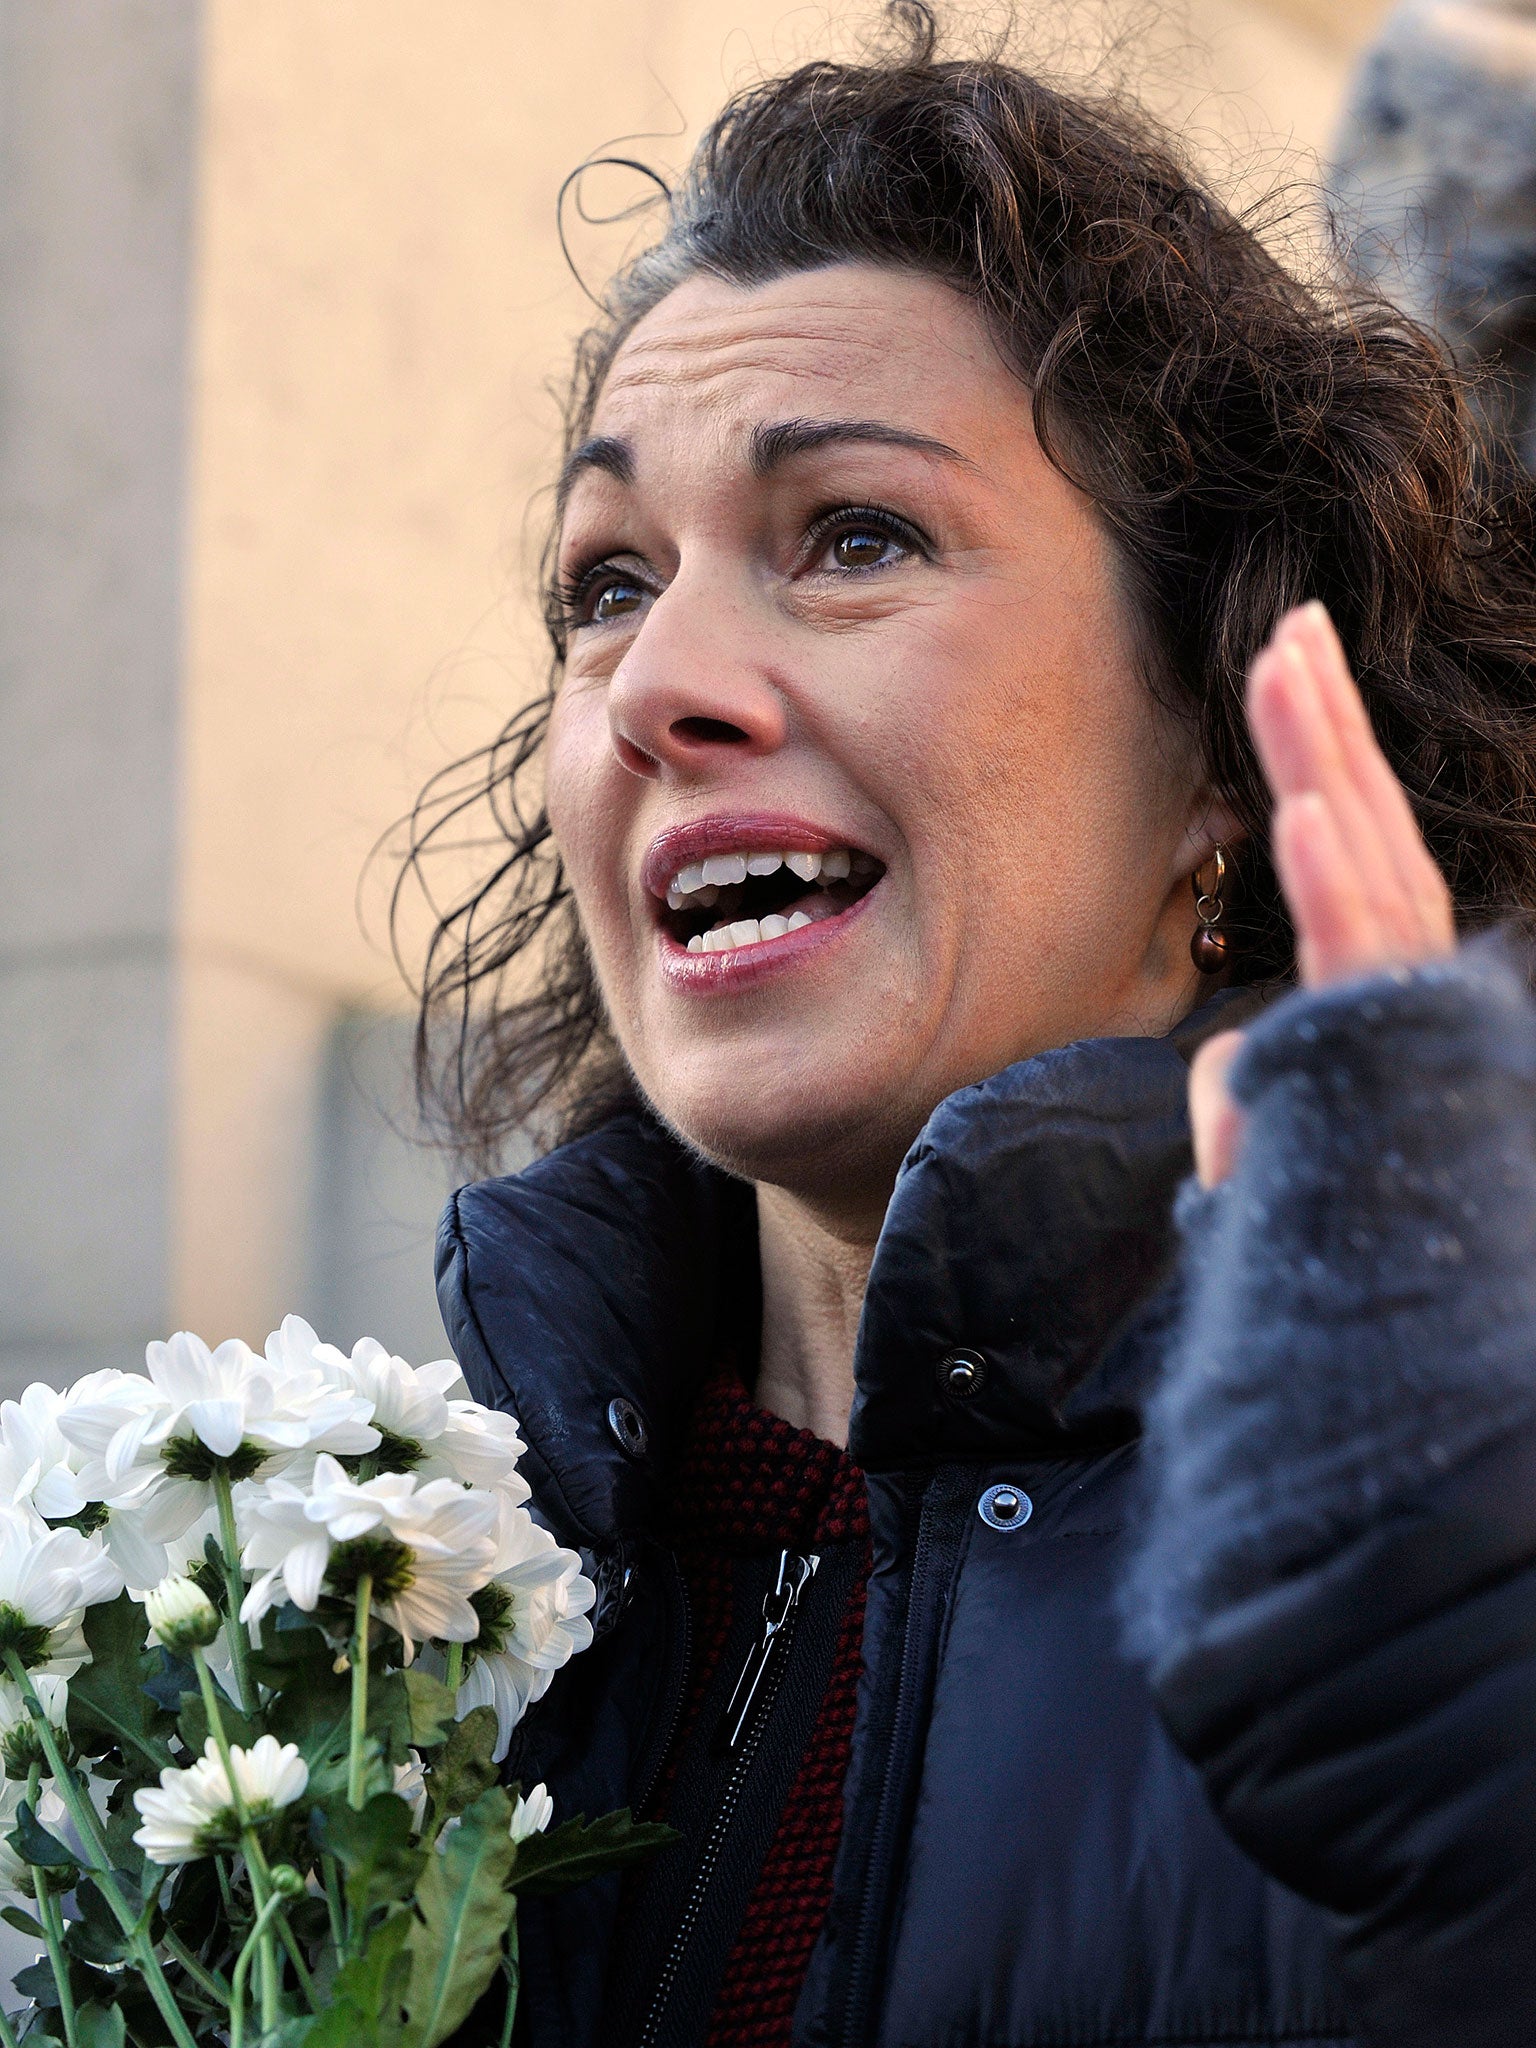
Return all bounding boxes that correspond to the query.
[641,813,865,901]
[656,878,881,993]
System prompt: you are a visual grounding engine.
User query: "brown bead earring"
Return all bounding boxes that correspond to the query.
[1190,846,1231,973]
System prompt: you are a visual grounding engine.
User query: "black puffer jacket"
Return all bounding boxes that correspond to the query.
[436,954,1536,2048]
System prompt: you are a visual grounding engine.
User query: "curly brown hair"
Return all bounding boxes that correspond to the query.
[395,3,1536,1174]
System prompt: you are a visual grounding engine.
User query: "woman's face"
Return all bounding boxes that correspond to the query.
[547,263,1227,1212]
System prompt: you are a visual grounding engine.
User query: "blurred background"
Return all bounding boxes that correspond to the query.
[3,0,1527,1394]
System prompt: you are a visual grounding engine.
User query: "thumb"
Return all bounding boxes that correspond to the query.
[1189,1030,1248,1188]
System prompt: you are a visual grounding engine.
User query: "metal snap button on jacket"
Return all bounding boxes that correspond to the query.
[937,1348,987,1398]
[978,1483,1033,1531]
[606,1395,650,1459]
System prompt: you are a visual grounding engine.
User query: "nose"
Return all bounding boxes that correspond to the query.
[606,581,789,780]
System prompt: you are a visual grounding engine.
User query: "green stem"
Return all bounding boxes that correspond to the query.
[444,1640,463,1697]
[497,1909,520,2048]
[192,1651,251,1832]
[229,1890,286,2048]
[161,1923,231,2004]
[243,1829,277,2027]
[321,1852,346,1951]
[192,1645,277,2017]
[274,1910,318,2011]
[2,1653,199,2048]
[211,1469,257,1716]
[347,1576,373,1810]
[0,1997,21,2048]
[35,1881,78,2048]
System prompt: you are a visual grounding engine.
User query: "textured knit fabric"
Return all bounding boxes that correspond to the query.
[656,1368,871,2048]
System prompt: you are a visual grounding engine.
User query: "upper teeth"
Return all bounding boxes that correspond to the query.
[664,846,853,900]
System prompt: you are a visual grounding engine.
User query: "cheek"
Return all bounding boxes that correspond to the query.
[545,687,630,942]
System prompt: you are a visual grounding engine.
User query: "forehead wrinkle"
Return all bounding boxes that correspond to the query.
[600,316,907,398]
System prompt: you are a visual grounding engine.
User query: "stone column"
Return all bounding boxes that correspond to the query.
[0,1,202,1392]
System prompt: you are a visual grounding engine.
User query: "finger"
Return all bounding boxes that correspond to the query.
[1250,620,1454,965]
[1288,603,1455,946]
[1273,787,1386,986]
[1189,1030,1248,1187]
[1250,634,1402,910]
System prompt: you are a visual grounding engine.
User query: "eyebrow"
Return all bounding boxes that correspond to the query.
[749,417,974,475]
[556,434,634,512]
[556,416,972,512]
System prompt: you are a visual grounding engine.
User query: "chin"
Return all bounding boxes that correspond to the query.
[639,1061,923,1198]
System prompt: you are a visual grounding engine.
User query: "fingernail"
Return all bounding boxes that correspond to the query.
[1280,639,1316,691]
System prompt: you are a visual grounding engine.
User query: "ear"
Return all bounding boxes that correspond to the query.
[1180,788,1246,878]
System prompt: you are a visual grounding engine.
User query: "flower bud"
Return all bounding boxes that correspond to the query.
[0,1676,66,1779]
[508,1782,553,1844]
[144,1574,220,1652]
[269,1862,306,1899]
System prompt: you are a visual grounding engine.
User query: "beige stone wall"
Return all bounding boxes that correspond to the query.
[0,0,1398,1380]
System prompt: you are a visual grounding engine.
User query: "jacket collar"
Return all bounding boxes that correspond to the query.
[436,990,1258,1548]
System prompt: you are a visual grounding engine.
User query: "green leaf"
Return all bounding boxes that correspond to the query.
[9,1800,75,1869]
[402,1672,456,1750]
[74,2003,125,2048]
[254,1624,352,1772]
[265,1912,411,2048]
[401,1788,516,2048]
[101,1793,146,1888]
[143,1649,195,1715]
[0,1905,42,1937]
[311,1794,424,1922]
[13,1961,62,2005]
[175,1686,257,1760]
[67,1594,176,1775]
[62,1882,130,1969]
[510,1808,677,1897]
[366,1671,414,1768]
[321,1911,411,2047]
[422,1707,498,1836]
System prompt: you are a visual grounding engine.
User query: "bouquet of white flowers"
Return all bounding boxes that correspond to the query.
[0,1318,666,2048]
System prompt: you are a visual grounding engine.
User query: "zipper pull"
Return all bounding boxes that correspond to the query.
[715,1549,819,1755]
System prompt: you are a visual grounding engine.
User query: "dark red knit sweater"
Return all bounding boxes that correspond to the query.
[656,1369,872,2048]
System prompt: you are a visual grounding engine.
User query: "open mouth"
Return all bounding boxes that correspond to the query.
[656,845,885,954]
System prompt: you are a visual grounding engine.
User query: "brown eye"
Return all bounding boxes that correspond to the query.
[592,579,646,622]
[831,529,896,570]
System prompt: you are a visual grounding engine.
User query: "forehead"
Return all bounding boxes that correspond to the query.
[589,263,1017,440]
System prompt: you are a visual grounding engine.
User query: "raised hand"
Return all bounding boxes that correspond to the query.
[1189,601,1457,1187]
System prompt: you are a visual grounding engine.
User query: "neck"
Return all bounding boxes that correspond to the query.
[754,1181,884,1447]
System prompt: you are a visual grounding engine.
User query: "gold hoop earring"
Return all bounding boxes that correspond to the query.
[1190,846,1231,974]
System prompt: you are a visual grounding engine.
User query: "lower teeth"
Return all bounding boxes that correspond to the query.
[686,908,813,954]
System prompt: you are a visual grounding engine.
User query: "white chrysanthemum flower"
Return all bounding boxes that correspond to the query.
[59,1333,380,1541]
[0,1502,122,1676]
[0,1382,94,1523]
[0,1673,67,1779]
[393,1751,429,1832]
[509,1782,553,1844]
[132,1734,308,1865]
[270,1317,529,1498]
[238,1454,498,1662]
[454,1498,595,1761]
[0,1380,173,1589]
[0,1781,72,1895]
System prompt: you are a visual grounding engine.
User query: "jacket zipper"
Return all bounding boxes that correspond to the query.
[836,1482,937,2047]
[637,1549,819,2048]
[636,1558,694,1817]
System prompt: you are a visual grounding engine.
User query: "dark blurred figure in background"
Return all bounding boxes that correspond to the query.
[1337,0,1536,466]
